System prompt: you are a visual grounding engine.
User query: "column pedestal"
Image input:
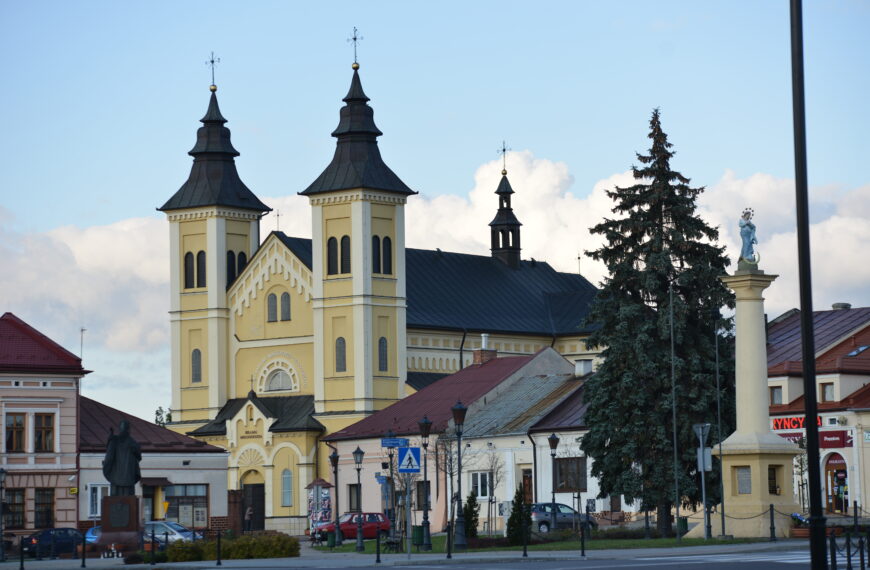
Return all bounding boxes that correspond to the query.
[689,269,799,538]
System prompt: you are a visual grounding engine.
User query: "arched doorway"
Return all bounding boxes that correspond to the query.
[824,453,848,514]
[241,470,266,531]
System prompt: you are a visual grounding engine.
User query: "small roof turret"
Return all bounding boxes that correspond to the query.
[301,64,414,197]
[159,85,270,213]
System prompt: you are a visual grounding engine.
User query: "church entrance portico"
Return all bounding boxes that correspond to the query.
[241,470,265,531]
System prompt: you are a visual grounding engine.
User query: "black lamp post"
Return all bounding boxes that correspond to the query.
[0,468,6,562]
[547,433,559,533]
[418,416,433,551]
[352,446,365,552]
[329,450,343,546]
[452,401,468,551]
[384,430,397,540]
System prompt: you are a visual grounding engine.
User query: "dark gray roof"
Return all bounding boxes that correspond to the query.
[406,371,448,391]
[495,175,515,195]
[188,392,323,436]
[301,67,415,197]
[160,89,271,213]
[264,236,597,336]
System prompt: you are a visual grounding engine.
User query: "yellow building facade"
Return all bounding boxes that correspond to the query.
[160,67,601,533]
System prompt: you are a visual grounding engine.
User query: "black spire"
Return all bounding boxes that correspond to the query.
[160,86,270,213]
[301,64,414,196]
[489,168,522,268]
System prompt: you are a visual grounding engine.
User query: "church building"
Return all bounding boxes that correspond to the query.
[160,61,601,533]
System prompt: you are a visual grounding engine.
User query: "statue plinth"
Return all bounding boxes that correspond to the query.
[686,267,799,538]
[97,496,141,555]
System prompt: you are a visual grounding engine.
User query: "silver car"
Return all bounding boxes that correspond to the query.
[530,502,598,533]
[143,521,202,543]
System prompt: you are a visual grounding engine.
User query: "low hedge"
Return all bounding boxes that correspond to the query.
[161,533,300,562]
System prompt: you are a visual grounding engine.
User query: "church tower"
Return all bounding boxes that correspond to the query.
[159,84,270,428]
[489,167,522,268]
[300,63,415,424]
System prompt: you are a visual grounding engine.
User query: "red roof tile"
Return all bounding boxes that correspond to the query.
[0,312,88,375]
[79,396,224,454]
[325,354,535,441]
[768,307,870,375]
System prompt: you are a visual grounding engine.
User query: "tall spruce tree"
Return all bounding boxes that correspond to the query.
[580,109,734,535]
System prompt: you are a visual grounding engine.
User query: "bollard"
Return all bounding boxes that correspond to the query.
[856,502,860,533]
[769,504,776,542]
[216,529,222,566]
[847,533,853,570]
[51,531,57,559]
[522,512,528,558]
[81,528,87,568]
[831,533,839,570]
[19,536,24,570]
[446,521,452,560]
[151,527,156,566]
[580,519,586,559]
[375,528,381,564]
[860,535,866,570]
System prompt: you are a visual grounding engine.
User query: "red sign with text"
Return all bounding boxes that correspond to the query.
[771,416,823,430]
[776,430,852,448]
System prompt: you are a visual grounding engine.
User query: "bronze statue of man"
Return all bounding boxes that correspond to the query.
[102,419,142,496]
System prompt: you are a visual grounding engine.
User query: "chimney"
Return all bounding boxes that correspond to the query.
[473,334,498,365]
[832,302,852,310]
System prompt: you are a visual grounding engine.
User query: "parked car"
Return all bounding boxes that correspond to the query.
[143,521,203,543]
[84,526,101,544]
[316,512,390,540]
[21,528,83,557]
[530,503,598,534]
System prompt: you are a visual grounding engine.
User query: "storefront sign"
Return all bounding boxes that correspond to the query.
[771,416,823,430]
[775,430,852,448]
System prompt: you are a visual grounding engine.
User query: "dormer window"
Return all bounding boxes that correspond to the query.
[821,382,835,402]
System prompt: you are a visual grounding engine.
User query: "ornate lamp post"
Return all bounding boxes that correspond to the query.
[0,468,6,562]
[548,433,559,533]
[452,401,468,551]
[329,450,343,546]
[418,416,433,551]
[352,446,365,552]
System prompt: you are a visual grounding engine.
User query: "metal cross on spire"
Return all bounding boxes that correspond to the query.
[497,140,511,174]
[348,27,363,64]
[205,51,221,86]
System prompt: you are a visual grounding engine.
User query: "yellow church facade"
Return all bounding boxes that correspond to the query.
[161,66,600,533]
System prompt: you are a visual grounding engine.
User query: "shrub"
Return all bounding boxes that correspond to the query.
[463,492,480,539]
[506,486,531,546]
[166,540,205,562]
[220,533,300,560]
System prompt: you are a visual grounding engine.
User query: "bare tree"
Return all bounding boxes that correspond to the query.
[482,450,505,535]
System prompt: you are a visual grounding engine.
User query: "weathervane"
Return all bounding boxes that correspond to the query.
[205,51,221,87]
[348,27,363,66]
[497,140,511,175]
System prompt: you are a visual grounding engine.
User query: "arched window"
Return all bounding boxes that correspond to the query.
[191,349,202,383]
[267,294,278,322]
[335,337,347,373]
[340,236,351,274]
[372,236,381,273]
[382,237,392,275]
[280,292,291,321]
[282,469,293,507]
[327,237,338,275]
[196,251,207,287]
[267,369,295,391]
[226,250,236,285]
[184,252,195,289]
[237,251,247,272]
[378,337,388,372]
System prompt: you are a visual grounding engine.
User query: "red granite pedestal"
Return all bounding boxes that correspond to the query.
[97,496,141,557]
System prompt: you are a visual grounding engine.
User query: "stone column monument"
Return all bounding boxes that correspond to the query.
[711,210,800,537]
[97,419,143,556]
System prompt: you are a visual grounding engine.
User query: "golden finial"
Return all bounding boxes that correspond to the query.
[209,84,217,92]
[352,62,359,70]
[502,169,507,176]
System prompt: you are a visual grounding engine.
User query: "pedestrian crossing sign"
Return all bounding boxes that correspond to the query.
[397,446,421,473]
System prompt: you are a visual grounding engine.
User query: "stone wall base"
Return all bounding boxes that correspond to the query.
[683,503,798,539]
[265,516,308,536]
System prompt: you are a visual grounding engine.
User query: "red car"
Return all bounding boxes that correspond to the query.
[318,512,390,539]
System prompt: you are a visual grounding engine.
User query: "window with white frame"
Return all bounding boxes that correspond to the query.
[471,472,491,499]
[89,484,110,518]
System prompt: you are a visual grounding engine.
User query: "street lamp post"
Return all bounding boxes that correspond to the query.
[0,468,6,562]
[548,434,559,533]
[329,450,343,547]
[418,416,433,551]
[352,446,365,553]
[452,401,468,551]
[692,423,712,540]
[384,431,397,540]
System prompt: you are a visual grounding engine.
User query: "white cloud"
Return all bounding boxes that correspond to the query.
[2,157,868,422]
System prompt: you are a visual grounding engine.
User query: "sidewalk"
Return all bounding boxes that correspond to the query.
[0,538,810,569]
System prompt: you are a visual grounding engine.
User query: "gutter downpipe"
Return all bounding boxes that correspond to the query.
[528,429,538,503]
[458,329,468,370]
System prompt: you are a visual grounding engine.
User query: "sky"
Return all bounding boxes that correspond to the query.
[1,1,868,422]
